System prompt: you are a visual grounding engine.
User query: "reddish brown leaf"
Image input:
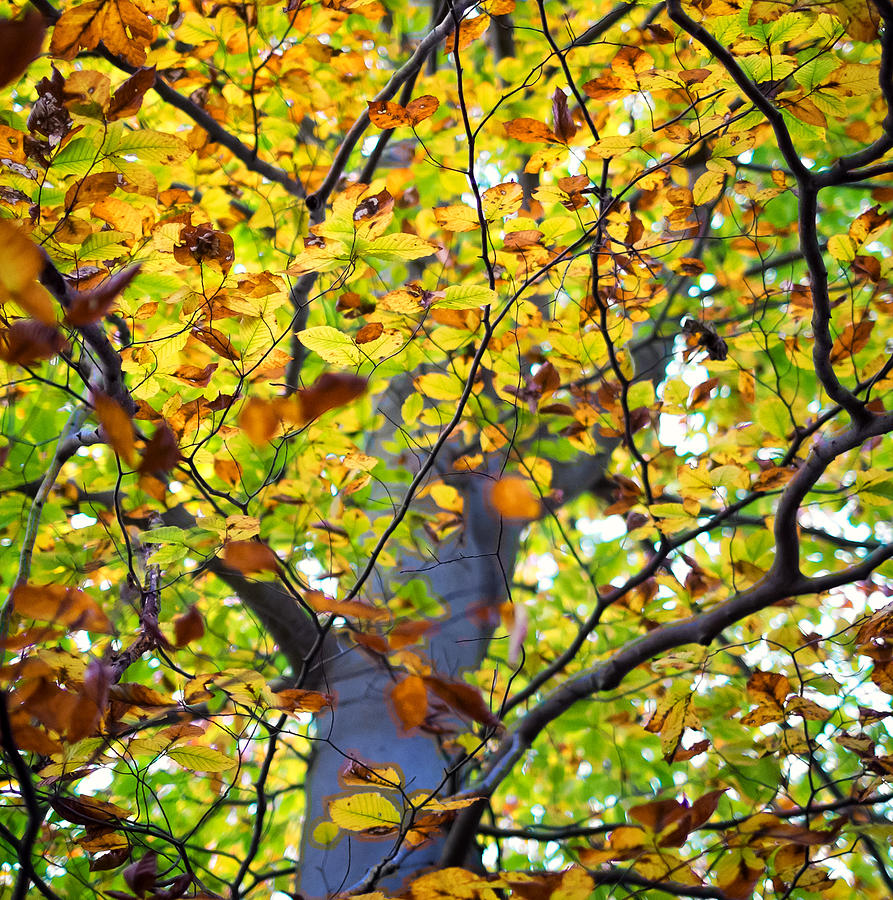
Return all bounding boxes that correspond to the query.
[423,676,501,729]
[223,540,280,574]
[191,326,239,360]
[175,224,234,273]
[65,264,140,327]
[355,322,383,344]
[0,320,68,365]
[0,10,46,90]
[123,852,157,898]
[173,605,204,647]
[137,422,179,474]
[551,88,576,143]
[298,372,367,421]
[107,65,156,120]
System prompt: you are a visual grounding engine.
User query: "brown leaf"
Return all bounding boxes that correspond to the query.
[123,852,157,898]
[107,66,156,120]
[271,688,333,713]
[191,325,239,360]
[93,391,136,465]
[0,10,46,90]
[355,323,383,344]
[50,0,154,67]
[298,371,367,421]
[0,320,68,365]
[173,605,204,647]
[551,88,576,143]
[504,117,559,144]
[423,675,501,729]
[63,172,121,213]
[65,265,140,327]
[49,795,131,826]
[829,318,873,363]
[175,224,235,273]
[391,674,428,731]
[223,540,280,574]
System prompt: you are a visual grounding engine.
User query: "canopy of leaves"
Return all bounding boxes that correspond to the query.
[0,0,892,898]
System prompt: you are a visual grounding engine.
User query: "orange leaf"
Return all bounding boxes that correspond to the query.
[93,391,136,465]
[306,590,389,621]
[829,318,873,363]
[368,100,411,129]
[391,674,428,731]
[504,117,559,144]
[12,583,111,633]
[406,94,439,125]
[0,10,46,89]
[272,688,333,713]
[488,476,542,521]
[448,12,490,51]
[238,397,280,444]
[223,540,280,574]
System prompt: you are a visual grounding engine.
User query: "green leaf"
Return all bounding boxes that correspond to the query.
[297,326,363,367]
[167,745,235,772]
[437,284,497,309]
[364,233,435,262]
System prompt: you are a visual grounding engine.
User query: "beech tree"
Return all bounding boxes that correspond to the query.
[2,0,893,897]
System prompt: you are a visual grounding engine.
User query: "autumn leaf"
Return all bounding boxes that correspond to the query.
[93,391,136,464]
[298,372,367,421]
[12,583,111,633]
[50,0,155,66]
[0,10,46,89]
[489,476,542,520]
[223,540,280,574]
[391,674,428,731]
[504,117,560,143]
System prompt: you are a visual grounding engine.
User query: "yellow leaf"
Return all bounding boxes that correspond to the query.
[327,792,401,833]
[433,204,481,232]
[482,182,523,221]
